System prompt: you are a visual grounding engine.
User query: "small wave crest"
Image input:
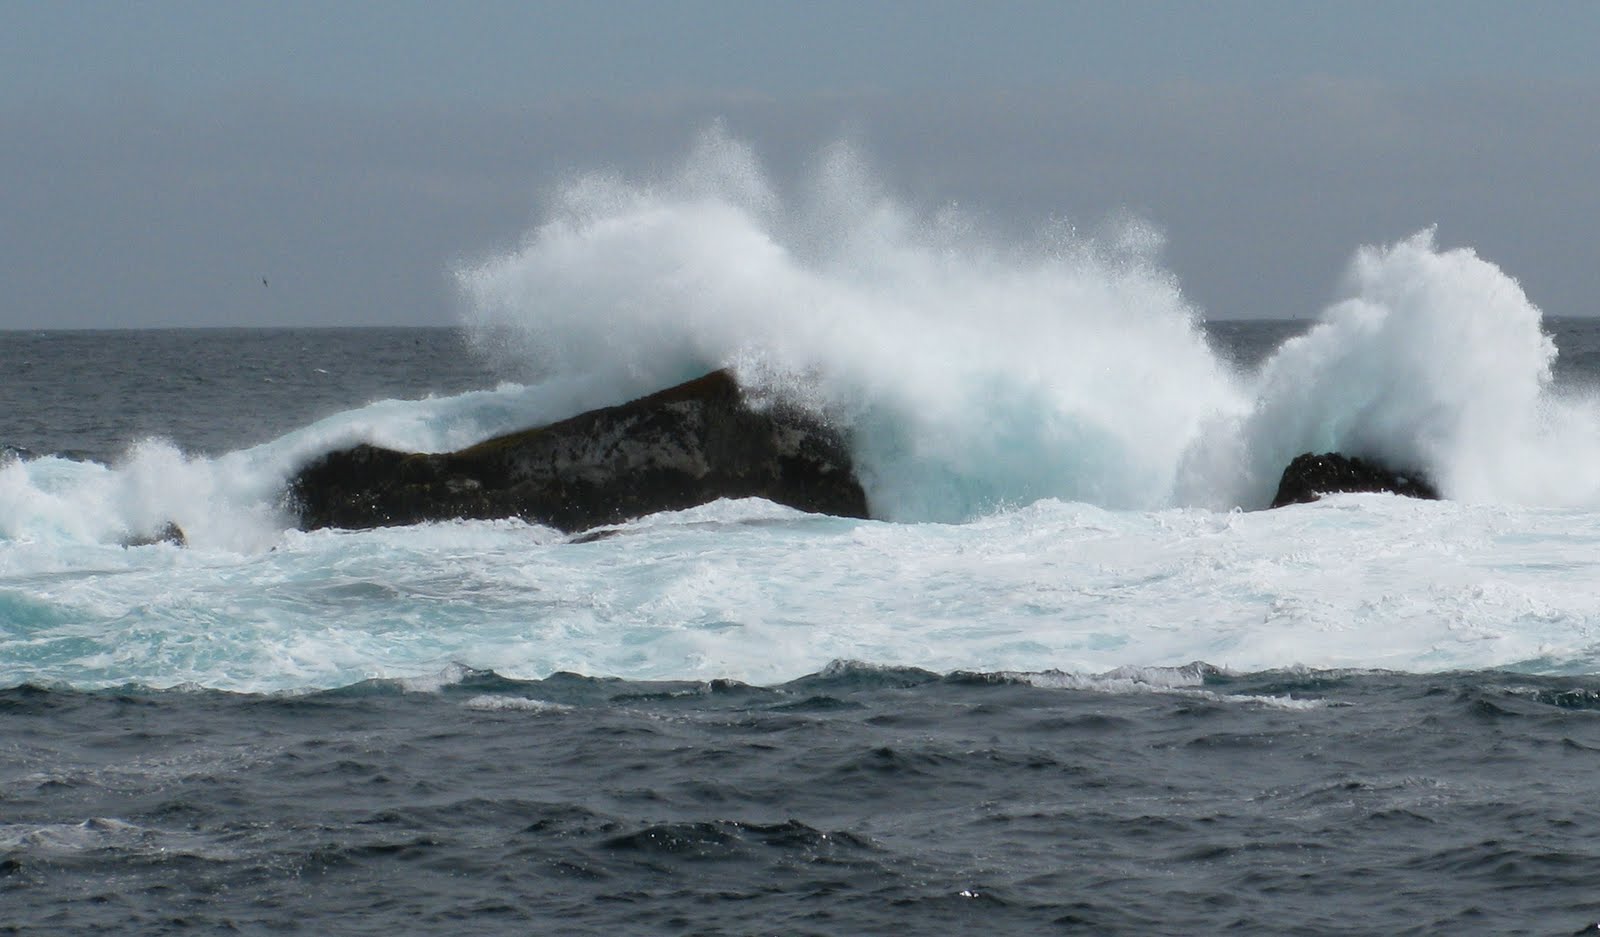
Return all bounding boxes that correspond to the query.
[0,381,575,551]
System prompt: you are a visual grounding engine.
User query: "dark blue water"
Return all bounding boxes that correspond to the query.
[7,322,1600,934]
[0,328,491,464]
[6,667,1600,935]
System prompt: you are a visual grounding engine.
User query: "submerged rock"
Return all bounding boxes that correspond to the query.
[287,370,870,533]
[1269,452,1439,508]
[568,528,624,544]
[121,521,187,548]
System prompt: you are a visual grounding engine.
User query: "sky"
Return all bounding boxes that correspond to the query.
[4,1,1599,328]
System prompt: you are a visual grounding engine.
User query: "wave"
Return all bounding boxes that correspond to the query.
[0,660,1338,708]
[2,127,1596,550]
[456,126,1590,518]
[1207,230,1599,508]
[457,126,1244,520]
[0,382,621,551]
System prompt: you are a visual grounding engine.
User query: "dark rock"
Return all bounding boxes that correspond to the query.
[1269,452,1439,508]
[568,528,623,544]
[287,370,870,533]
[121,522,187,548]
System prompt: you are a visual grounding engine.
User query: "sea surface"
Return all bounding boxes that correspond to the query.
[9,143,1600,932]
[5,320,1600,935]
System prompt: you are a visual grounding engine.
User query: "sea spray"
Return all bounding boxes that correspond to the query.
[1212,229,1582,507]
[456,127,1246,521]
[454,125,1587,514]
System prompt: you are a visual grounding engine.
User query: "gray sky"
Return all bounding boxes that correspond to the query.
[4,1,1599,327]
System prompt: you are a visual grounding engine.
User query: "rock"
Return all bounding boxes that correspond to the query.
[121,521,187,548]
[287,370,870,533]
[1269,452,1439,508]
[568,528,624,544]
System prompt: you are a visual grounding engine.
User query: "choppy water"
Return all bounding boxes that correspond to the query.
[7,667,1600,935]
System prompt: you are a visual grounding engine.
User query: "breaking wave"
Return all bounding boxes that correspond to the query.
[3,127,1594,553]
[456,127,1586,520]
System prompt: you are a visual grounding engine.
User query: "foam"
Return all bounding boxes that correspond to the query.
[7,494,1600,691]
[462,695,574,713]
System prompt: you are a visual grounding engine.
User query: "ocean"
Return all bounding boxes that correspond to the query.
[9,141,1600,933]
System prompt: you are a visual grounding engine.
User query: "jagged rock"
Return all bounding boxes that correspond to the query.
[121,522,187,548]
[287,370,870,533]
[1269,452,1439,508]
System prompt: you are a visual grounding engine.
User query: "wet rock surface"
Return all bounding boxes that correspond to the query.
[120,521,188,548]
[287,370,870,532]
[1270,452,1439,508]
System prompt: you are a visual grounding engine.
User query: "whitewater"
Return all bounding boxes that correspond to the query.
[4,128,1600,693]
[14,132,1600,935]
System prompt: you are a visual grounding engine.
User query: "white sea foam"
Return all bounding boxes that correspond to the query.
[1004,665,1332,708]
[5,495,1600,692]
[0,818,235,861]
[462,695,573,713]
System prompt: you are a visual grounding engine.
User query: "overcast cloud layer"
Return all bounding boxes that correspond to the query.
[4,4,1598,328]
